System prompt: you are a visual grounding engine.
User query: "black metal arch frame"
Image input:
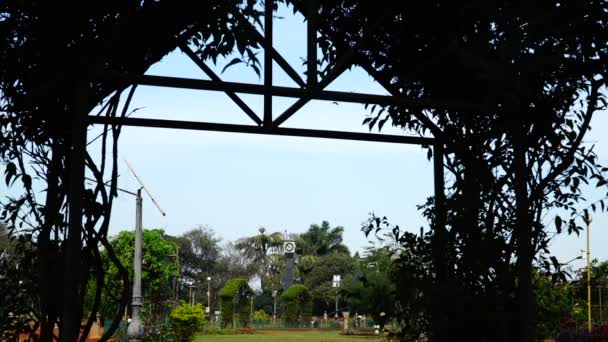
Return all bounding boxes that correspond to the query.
[60,2,450,332]
[89,0,445,145]
[86,0,447,271]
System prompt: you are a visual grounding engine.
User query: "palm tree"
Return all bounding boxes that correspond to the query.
[235,227,284,277]
[295,221,350,283]
[297,221,350,257]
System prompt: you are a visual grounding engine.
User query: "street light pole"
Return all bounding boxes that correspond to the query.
[272,290,278,324]
[335,290,339,319]
[585,210,592,333]
[207,276,212,322]
[97,158,164,342]
[333,275,341,319]
[190,285,197,306]
[127,189,144,342]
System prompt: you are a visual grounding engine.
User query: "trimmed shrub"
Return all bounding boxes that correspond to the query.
[281,284,312,327]
[170,303,205,341]
[219,278,254,328]
[253,309,271,327]
[253,309,270,321]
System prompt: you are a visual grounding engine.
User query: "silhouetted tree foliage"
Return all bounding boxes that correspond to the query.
[3,1,608,341]
[284,1,608,340]
[0,1,265,340]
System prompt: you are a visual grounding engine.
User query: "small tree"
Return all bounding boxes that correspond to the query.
[170,304,205,342]
[219,279,253,328]
[281,284,312,327]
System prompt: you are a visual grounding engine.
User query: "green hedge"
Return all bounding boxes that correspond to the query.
[281,284,312,327]
[219,278,254,328]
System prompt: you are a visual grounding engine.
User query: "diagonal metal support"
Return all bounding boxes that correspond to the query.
[272,48,354,127]
[237,16,306,88]
[179,43,262,126]
[272,15,386,128]
[360,63,444,139]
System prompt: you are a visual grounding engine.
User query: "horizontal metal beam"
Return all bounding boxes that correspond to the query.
[100,72,484,112]
[88,116,434,145]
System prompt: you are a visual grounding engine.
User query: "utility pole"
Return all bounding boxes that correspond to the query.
[127,189,144,342]
[585,210,592,333]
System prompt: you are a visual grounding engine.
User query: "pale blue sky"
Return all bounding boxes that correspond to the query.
[4,3,608,270]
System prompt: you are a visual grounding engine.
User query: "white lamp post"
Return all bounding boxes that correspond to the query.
[207,276,212,321]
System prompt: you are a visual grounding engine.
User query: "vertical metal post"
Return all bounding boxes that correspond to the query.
[250,296,254,327]
[273,292,277,323]
[263,0,273,127]
[586,211,592,333]
[175,247,180,306]
[335,290,339,319]
[128,189,144,341]
[233,297,236,328]
[599,286,603,324]
[271,289,278,325]
[62,82,87,342]
[306,0,317,87]
[433,143,446,270]
[432,143,447,340]
[207,277,212,322]
[191,286,196,306]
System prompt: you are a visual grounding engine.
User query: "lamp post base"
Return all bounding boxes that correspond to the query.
[128,298,144,342]
[127,315,144,342]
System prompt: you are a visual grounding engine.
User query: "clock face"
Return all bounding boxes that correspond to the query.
[284,241,296,254]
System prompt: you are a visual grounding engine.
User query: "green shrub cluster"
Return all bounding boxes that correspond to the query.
[253,309,270,322]
[219,278,254,328]
[281,284,312,327]
[170,303,205,341]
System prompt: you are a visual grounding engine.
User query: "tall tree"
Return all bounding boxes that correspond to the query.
[297,221,349,257]
[295,221,350,283]
[176,225,221,285]
[235,227,284,279]
[0,1,264,340]
[304,252,355,315]
[94,229,178,323]
[283,1,608,340]
[342,247,397,326]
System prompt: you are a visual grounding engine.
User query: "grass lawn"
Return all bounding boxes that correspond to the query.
[193,330,380,342]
